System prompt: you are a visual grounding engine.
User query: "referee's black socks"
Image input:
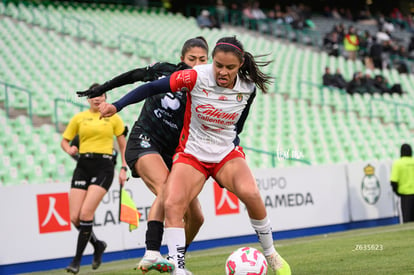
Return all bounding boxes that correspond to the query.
[74,220,94,261]
[75,223,100,250]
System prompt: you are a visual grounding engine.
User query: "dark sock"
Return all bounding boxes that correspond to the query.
[74,220,93,262]
[145,221,164,251]
[76,224,100,249]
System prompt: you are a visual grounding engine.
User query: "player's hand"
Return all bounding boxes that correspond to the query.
[67,145,79,156]
[76,85,103,98]
[99,102,117,118]
[119,169,128,187]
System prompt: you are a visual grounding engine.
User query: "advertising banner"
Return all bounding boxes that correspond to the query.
[0,161,397,266]
[346,161,398,221]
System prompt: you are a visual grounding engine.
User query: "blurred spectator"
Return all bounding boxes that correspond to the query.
[373,74,391,94]
[408,36,414,57]
[346,71,364,95]
[343,25,359,61]
[322,67,335,86]
[242,2,254,20]
[333,68,348,89]
[358,30,373,58]
[322,67,347,90]
[331,7,341,19]
[197,9,215,29]
[323,31,340,57]
[215,0,227,25]
[360,69,380,94]
[251,1,266,20]
[390,8,405,29]
[334,23,345,42]
[396,46,409,74]
[251,1,269,33]
[267,4,285,24]
[369,37,384,70]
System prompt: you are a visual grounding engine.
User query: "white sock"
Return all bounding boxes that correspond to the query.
[165,227,186,273]
[250,216,277,256]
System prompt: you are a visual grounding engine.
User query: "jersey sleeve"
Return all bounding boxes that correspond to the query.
[148,62,181,81]
[62,113,79,141]
[97,67,150,94]
[169,69,198,93]
[112,114,125,137]
[112,76,172,112]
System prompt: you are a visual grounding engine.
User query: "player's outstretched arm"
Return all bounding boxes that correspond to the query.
[76,67,152,98]
[110,76,172,113]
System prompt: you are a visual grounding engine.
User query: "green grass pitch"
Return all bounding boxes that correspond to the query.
[26,222,414,275]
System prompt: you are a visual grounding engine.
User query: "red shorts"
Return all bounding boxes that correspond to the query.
[172,146,246,179]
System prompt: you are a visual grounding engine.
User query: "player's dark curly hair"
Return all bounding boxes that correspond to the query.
[213,36,273,93]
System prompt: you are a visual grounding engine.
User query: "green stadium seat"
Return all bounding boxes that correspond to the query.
[2,0,414,177]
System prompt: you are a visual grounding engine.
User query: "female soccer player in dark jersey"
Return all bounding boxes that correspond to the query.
[77,37,208,274]
[98,36,291,275]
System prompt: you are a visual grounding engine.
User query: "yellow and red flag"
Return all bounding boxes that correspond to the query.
[120,188,141,231]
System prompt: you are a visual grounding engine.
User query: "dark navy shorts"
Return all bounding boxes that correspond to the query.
[125,126,174,178]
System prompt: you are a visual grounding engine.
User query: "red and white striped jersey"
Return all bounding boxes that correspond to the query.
[170,64,255,163]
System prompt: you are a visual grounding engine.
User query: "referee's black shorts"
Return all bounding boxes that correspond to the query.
[125,125,174,178]
[71,155,114,191]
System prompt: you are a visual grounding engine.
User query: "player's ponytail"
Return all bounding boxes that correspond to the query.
[213,36,273,93]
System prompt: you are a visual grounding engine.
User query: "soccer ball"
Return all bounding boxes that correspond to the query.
[225,247,268,275]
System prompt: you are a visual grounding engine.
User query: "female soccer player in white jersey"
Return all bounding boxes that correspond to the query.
[98,36,291,275]
[78,37,209,274]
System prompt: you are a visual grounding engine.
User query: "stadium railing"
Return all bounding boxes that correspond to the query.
[0,80,33,125]
[117,34,158,61]
[53,98,88,132]
[61,15,97,44]
[367,98,414,128]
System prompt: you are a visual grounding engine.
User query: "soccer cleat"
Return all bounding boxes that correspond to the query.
[92,240,107,270]
[65,259,80,274]
[266,253,291,275]
[167,256,192,275]
[136,250,175,273]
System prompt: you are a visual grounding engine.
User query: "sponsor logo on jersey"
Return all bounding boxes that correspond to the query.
[37,193,71,233]
[195,104,239,120]
[218,95,227,101]
[195,104,240,126]
[236,93,243,102]
[182,70,192,84]
[213,182,240,215]
[161,93,181,110]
